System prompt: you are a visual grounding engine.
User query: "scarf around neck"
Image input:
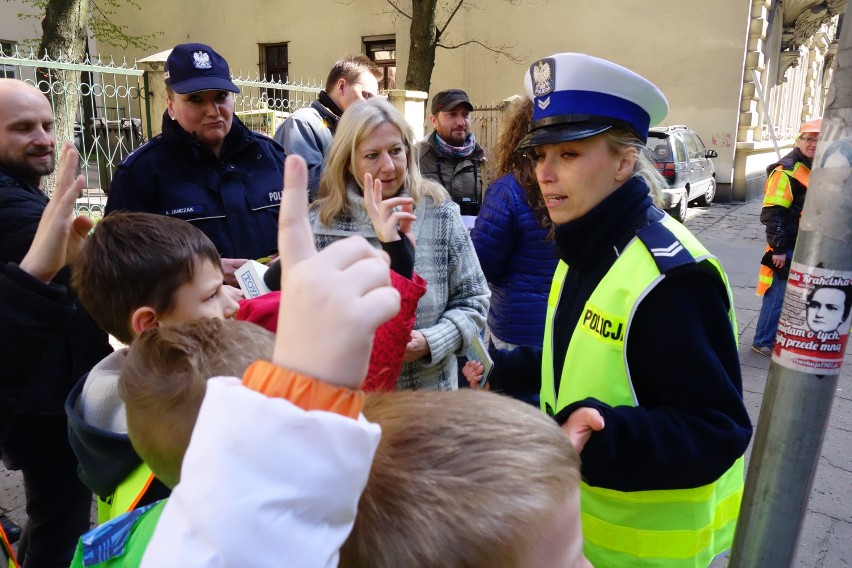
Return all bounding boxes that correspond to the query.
[434,131,477,159]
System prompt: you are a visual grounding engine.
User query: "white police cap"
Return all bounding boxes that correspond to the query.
[517,53,668,149]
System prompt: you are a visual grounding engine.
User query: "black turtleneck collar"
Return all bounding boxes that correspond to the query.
[159,111,254,159]
[317,91,344,120]
[553,176,654,269]
[769,146,812,174]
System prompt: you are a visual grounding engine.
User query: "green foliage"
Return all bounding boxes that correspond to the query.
[89,0,160,50]
[9,0,161,51]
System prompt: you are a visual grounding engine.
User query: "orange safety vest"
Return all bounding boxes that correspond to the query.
[756,162,809,295]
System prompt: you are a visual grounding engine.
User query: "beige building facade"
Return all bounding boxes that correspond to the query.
[6,0,844,201]
[0,0,43,58]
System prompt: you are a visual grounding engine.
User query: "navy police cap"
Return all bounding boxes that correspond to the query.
[165,43,239,95]
[517,53,668,149]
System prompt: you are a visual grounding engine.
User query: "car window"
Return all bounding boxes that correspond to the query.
[646,134,672,161]
[681,133,701,159]
[692,132,709,153]
[674,137,687,162]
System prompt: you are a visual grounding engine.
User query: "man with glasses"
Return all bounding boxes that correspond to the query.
[752,118,822,358]
[273,55,381,199]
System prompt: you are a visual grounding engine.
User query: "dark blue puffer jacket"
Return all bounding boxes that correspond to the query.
[471,173,557,346]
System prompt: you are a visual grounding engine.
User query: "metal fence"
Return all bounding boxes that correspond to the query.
[0,49,321,216]
[470,102,506,189]
[231,73,321,138]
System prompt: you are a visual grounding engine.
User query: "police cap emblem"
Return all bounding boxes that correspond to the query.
[531,58,555,97]
[192,51,212,69]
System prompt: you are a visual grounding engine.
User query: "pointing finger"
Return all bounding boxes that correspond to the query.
[277,155,316,282]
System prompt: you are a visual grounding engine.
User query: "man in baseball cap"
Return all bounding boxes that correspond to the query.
[416,88,485,216]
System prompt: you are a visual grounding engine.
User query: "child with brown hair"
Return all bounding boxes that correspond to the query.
[66,212,241,523]
[344,390,588,568]
[74,156,587,567]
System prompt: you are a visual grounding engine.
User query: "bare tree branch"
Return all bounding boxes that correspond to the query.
[385,0,412,19]
[436,38,527,63]
[436,0,465,38]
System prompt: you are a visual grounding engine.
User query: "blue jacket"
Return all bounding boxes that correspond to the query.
[273,92,341,199]
[106,112,284,260]
[471,174,557,346]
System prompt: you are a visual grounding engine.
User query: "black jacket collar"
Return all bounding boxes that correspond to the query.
[159,111,255,160]
[553,177,654,270]
[768,146,812,174]
[313,91,343,133]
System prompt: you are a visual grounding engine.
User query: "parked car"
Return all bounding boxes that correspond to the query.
[645,125,718,222]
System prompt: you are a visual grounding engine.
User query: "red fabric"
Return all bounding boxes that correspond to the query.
[237,271,426,392]
[236,292,281,332]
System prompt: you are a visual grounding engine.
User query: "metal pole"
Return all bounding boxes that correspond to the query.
[729,20,852,567]
[752,68,783,160]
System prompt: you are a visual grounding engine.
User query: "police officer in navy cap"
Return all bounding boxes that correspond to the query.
[106,42,285,285]
[466,53,752,567]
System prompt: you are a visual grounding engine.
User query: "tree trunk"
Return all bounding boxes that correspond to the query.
[36,0,89,194]
[405,0,439,95]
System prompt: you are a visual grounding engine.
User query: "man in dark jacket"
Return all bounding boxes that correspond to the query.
[752,117,821,357]
[273,55,381,199]
[0,78,112,567]
[416,89,485,216]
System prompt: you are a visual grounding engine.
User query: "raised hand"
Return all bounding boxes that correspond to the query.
[273,156,401,389]
[363,172,416,247]
[19,143,93,283]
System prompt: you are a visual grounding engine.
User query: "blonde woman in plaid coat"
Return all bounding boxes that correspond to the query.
[310,98,489,391]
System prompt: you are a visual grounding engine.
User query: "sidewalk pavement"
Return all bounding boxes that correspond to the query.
[0,199,848,565]
[689,199,851,567]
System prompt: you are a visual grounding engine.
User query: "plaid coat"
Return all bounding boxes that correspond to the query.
[310,183,489,390]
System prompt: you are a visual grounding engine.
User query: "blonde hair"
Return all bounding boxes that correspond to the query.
[315,98,447,227]
[119,319,274,488]
[340,390,581,568]
[606,128,667,207]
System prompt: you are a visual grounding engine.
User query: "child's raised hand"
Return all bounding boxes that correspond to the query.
[273,155,401,389]
[19,143,92,283]
[363,172,416,247]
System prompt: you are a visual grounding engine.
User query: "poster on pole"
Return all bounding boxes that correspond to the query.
[773,262,852,374]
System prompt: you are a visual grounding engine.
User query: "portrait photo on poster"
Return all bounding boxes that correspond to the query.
[774,263,852,374]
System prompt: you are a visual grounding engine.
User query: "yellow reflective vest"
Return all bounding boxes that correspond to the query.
[96,462,156,525]
[541,215,745,567]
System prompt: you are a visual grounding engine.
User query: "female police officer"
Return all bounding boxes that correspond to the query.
[106,43,284,284]
[475,53,753,567]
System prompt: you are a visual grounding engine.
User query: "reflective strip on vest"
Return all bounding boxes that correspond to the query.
[762,163,809,209]
[541,215,744,567]
[756,245,775,295]
[96,462,156,525]
[0,524,18,568]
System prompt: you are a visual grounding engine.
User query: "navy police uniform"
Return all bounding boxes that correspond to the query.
[106,112,283,260]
